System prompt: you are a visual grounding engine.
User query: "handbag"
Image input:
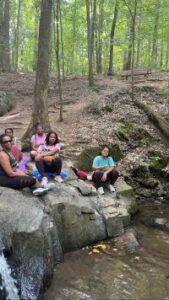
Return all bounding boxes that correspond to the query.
[42,156,54,164]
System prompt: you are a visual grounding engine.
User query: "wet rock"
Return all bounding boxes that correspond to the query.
[0,187,63,300]
[43,185,107,251]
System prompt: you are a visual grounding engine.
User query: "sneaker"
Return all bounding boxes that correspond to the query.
[97,186,104,195]
[32,187,49,196]
[41,177,48,188]
[55,176,63,183]
[108,184,115,192]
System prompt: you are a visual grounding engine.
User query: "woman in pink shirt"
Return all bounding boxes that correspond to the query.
[35,131,63,183]
[30,124,46,159]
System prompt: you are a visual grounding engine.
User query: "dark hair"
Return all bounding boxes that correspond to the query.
[36,123,43,129]
[46,131,59,145]
[5,128,13,134]
[0,134,9,145]
[100,145,110,156]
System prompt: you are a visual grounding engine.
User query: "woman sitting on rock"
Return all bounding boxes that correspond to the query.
[92,145,119,195]
[0,134,53,195]
[30,124,46,159]
[35,131,63,184]
[5,127,23,162]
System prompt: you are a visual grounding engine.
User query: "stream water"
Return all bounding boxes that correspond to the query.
[44,201,169,300]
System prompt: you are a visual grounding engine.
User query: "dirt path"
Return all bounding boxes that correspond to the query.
[0,72,168,165]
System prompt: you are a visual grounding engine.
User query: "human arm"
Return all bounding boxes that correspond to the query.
[35,144,61,161]
[0,152,25,177]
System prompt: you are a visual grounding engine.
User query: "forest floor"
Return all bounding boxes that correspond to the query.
[0,71,169,175]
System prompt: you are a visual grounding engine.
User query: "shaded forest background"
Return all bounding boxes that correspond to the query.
[1,0,169,76]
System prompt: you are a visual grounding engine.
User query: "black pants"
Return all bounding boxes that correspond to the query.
[92,169,119,188]
[0,175,36,190]
[35,157,62,177]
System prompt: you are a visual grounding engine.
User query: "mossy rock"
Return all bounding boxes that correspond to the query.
[116,123,154,145]
[148,151,168,170]
[0,91,14,116]
[75,144,123,172]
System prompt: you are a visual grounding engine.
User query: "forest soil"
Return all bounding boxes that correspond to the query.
[0,72,168,174]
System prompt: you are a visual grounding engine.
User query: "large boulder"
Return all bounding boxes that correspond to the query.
[75,144,123,171]
[0,91,14,116]
[0,175,136,298]
[0,187,63,300]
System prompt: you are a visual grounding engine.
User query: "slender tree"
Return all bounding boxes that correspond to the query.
[0,0,10,72]
[22,0,53,142]
[107,0,119,75]
[86,0,97,86]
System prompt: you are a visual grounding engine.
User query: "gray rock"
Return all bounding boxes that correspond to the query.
[0,187,63,300]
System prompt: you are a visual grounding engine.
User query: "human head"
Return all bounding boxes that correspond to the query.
[46,131,59,145]
[36,124,44,136]
[0,134,12,150]
[5,128,14,138]
[100,145,110,158]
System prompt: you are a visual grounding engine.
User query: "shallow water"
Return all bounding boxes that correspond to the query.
[44,202,169,300]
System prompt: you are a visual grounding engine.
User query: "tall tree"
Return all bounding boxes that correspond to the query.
[107,0,119,75]
[86,0,97,86]
[96,0,104,74]
[22,0,53,142]
[0,0,10,72]
[14,0,22,71]
[151,0,160,68]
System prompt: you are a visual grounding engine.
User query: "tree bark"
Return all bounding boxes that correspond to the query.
[107,0,119,75]
[22,0,53,142]
[14,0,21,71]
[151,1,160,68]
[0,0,10,72]
[86,0,97,86]
[96,0,104,74]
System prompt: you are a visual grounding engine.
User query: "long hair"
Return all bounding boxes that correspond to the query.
[45,131,59,145]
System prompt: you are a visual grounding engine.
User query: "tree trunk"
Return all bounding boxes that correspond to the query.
[134,99,169,141]
[55,0,63,121]
[59,0,65,80]
[22,0,53,142]
[14,0,21,71]
[0,0,10,72]
[151,1,160,68]
[107,0,118,76]
[86,0,97,86]
[96,0,104,74]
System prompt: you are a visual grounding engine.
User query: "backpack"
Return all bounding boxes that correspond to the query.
[71,167,87,180]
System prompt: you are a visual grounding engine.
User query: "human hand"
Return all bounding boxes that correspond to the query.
[101,173,107,182]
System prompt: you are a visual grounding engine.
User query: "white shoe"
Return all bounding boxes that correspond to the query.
[32,187,49,196]
[98,186,104,195]
[41,177,48,187]
[108,184,115,192]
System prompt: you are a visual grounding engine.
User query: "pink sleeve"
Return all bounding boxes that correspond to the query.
[55,143,61,151]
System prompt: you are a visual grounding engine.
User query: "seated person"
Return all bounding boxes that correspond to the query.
[5,128,22,162]
[0,134,54,195]
[92,145,119,195]
[30,124,46,159]
[35,131,63,184]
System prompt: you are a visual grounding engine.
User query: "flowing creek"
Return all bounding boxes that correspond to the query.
[44,201,169,300]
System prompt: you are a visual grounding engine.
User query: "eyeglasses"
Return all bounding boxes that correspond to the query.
[2,140,12,144]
